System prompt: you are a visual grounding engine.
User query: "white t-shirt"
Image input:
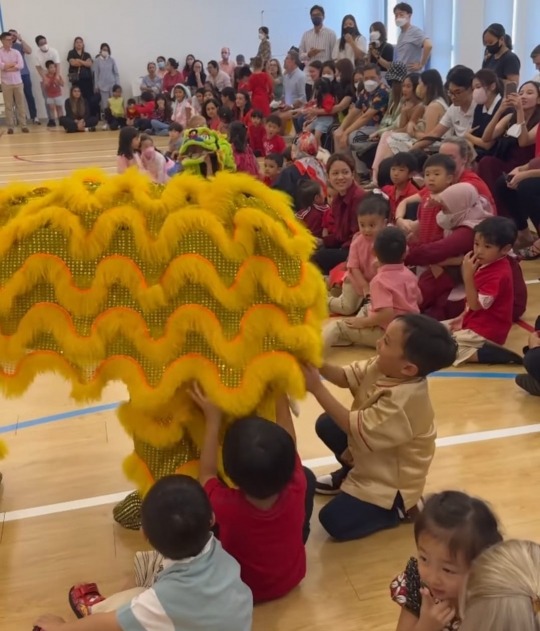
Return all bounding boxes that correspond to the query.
[439,99,476,137]
[34,46,60,71]
[332,35,368,64]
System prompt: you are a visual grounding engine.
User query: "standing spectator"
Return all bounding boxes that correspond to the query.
[299,5,337,99]
[93,43,119,117]
[531,45,540,82]
[219,47,236,79]
[140,62,162,95]
[0,32,29,134]
[367,22,394,74]
[67,37,94,112]
[277,51,306,127]
[34,35,60,127]
[332,15,366,64]
[247,57,273,117]
[163,58,183,94]
[186,60,206,91]
[257,27,272,67]
[43,61,64,125]
[482,23,520,84]
[268,58,284,104]
[207,60,231,91]
[8,29,38,124]
[394,2,432,72]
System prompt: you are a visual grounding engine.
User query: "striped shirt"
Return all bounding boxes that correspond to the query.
[299,26,337,84]
[116,536,253,631]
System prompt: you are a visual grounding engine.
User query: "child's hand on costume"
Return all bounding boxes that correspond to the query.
[462,251,480,279]
[418,587,456,631]
[189,382,222,424]
[300,363,321,393]
[34,614,66,631]
[344,317,364,329]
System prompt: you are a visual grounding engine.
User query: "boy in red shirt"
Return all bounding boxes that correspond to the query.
[263,153,284,186]
[263,114,286,156]
[446,216,522,365]
[248,110,266,157]
[190,384,315,603]
[295,179,330,240]
[382,152,422,222]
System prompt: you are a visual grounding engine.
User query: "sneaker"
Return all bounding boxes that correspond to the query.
[21,127,29,134]
[102,123,109,131]
[315,467,348,495]
[47,119,56,128]
[33,117,41,125]
[87,127,97,132]
[7,128,13,135]
[516,374,540,397]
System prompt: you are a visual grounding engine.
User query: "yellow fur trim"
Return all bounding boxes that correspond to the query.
[122,453,154,497]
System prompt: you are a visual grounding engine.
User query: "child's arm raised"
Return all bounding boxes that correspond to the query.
[319,363,349,388]
[189,382,222,486]
[35,612,121,631]
[302,364,350,432]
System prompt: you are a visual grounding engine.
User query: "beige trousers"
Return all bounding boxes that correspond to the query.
[2,83,27,128]
[328,277,364,316]
[323,304,383,350]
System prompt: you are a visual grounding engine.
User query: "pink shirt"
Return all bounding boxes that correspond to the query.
[369,263,422,326]
[117,153,143,174]
[346,234,378,295]
[0,47,24,85]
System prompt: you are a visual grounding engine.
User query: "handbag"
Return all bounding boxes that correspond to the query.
[68,63,81,83]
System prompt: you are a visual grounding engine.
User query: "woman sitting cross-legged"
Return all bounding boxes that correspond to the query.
[59,86,99,133]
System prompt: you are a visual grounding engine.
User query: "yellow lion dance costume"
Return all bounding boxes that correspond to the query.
[0,167,326,528]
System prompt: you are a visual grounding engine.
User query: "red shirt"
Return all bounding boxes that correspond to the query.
[321,93,335,114]
[247,72,273,117]
[162,71,182,95]
[263,134,286,157]
[295,202,330,238]
[325,183,365,248]
[249,124,266,155]
[417,188,444,244]
[458,170,497,214]
[136,101,155,119]
[462,256,513,345]
[382,180,423,222]
[204,455,307,603]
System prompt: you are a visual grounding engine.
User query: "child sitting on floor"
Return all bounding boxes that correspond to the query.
[328,192,388,317]
[295,179,330,240]
[229,121,260,177]
[249,109,266,157]
[140,134,171,184]
[126,98,138,125]
[301,313,457,540]
[105,84,126,131]
[117,127,143,174]
[382,152,422,222]
[446,216,522,365]
[263,153,283,186]
[166,122,183,160]
[391,491,503,631]
[396,154,456,244]
[189,383,316,603]
[35,476,253,631]
[323,226,422,349]
[263,114,287,156]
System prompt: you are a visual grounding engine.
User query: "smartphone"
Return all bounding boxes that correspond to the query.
[505,81,518,97]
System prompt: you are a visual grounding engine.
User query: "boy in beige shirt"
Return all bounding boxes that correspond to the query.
[302,314,457,541]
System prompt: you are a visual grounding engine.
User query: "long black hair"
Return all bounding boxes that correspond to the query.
[155,93,172,121]
[339,14,360,51]
[229,121,248,153]
[314,78,334,108]
[420,69,447,105]
[117,127,140,159]
[483,23,513,51]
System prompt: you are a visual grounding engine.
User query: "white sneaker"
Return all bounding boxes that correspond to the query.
[315,473,342,495]
[33,117,41,125]
[102,123,109,131]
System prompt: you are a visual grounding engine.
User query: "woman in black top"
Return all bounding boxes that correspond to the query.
[67,37,94,104]
[367,22,394,73]
[482,23,520,84]
[59,86,99,133]
[466,69,503,160]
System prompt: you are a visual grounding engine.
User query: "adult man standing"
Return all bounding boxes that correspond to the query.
[34,34,60,127]
[299,5,336,99]
[8,29,39,124]
[0,32,29,134]
[394,2,432,72]
[207,60,231,91]
[219,47,236,79]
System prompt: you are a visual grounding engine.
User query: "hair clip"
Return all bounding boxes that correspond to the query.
[372,188,389,201]
[532,596,540,615]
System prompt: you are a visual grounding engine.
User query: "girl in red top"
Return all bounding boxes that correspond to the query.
[305,78,336,148]
[229,121,260,178]
[247,56,273,117]
[202,98,221,131]
[234,90,252,125]
[248,110,266,157]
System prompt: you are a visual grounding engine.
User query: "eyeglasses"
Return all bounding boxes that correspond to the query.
[447,89,466,97]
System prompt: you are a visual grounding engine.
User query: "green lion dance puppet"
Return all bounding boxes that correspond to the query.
[0,154,326,528]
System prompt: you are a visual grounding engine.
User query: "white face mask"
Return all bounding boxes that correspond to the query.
[101,51,109,58]
[396,17,409,28]
[259,33,265,40]
[354,81,360,89]
[40,44,49,52]
[436,209,465,231]
[370,31,381,42]
[364,79,378,93]
[322,73,334,80]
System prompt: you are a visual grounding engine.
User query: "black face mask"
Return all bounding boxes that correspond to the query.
[343,27,355,36]
[486,42,502,55]
[311,16,323,26]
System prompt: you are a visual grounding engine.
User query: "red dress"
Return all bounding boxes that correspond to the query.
[247,72,273,117]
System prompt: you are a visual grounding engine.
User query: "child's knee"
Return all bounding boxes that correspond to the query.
[318,500,346,540]
[315,413,339,441]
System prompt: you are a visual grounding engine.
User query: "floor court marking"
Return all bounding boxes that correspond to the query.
[3,421,540,523]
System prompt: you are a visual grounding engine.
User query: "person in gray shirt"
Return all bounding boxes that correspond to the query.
[94,43,120,116]
[278,50,306,131]
[394,2,432,72]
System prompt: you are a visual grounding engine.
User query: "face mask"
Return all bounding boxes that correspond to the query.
[259,33,265,40]
[395,17,409,28]
[354,81,360,89]
[311,16,323,27]
[436,210,462,232]
[40,44,49,52]
[473,87,488,105]
[364,79,378,93]
[486,42,502,55]
[370,31,381,42]
[322,73,334,80]
[143,147,156,159]
[101,51,109,58]
[158,61,165,69]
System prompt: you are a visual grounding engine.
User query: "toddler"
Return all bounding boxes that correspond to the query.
[295,179,330,240]
[382,152,422,222]
[263,153,284,186]
[43,60,64,125]
[117,127,143,174]
[249,109,266,156]
[125,98,138,125]
[35,476,253,631]
[391,491,502,631]
[140,134,170,184]
[396,154,456,244]
[190,384,316,603]
[323,226,421,349]
[263,114,287,156]
[218,106,233,135]
[305,77,336,147]
[446,216,522,365]
[328,192,388,317]
[166,122,184,160]
[104,84,126,131]
[229,121,260,177]
[302,314,457,539]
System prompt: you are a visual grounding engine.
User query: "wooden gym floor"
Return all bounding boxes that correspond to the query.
[0,128,540,631]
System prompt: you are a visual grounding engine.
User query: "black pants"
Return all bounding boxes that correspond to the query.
[59,115,99,133]
[524,347,540,383]
[105,108,127,130]
[495,174,540,230]
[22,74,37,119]
[315,413,402,541]
[312,246,350,275]
[72,77,100,117]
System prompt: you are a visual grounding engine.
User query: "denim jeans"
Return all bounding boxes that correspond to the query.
[22,74,37,119]
[315,413,402,541]
[151,119,170,136]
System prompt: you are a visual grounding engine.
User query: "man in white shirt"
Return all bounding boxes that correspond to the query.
[413,66,475,150]
[34,34,60,126]
[207,60,231,92]
[530,45,540,82]
[298,5,336,99]
[394,2,432,72]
